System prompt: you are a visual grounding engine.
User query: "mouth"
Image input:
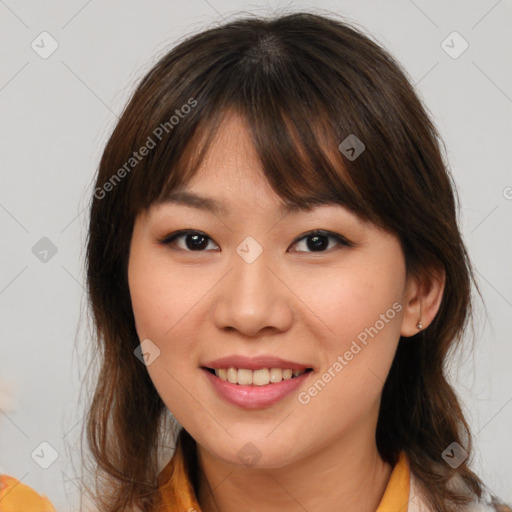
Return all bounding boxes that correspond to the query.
[201,365,314,409]
[202,366,314,386]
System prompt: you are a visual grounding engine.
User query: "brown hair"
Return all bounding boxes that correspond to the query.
[82,10,510,512]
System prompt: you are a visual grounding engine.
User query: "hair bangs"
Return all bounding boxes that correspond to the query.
[146,73,381,225]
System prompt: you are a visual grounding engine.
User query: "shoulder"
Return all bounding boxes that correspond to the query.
[0,473,57,511]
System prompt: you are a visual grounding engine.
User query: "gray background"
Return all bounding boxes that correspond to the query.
[1,1,511,510]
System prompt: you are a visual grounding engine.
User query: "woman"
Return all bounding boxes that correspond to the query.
[83,11,511,512]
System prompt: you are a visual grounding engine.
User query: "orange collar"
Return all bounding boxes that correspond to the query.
[376,451,410,512]
[156,430,202,511]
[157,432,410,512]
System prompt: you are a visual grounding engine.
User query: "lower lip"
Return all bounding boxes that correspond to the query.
[202,368,312,410]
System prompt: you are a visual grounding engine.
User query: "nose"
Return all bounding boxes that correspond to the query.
[211,248,294,338]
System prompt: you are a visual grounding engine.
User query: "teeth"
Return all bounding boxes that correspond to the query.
[269,368,282,383]
[213,367,307,385]
[226,367,237,384]
[238,368,253,385]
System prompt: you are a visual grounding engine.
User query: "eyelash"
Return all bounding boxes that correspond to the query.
[157,229,352,254]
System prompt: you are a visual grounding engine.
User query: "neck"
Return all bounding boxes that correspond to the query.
[196,413,393,512]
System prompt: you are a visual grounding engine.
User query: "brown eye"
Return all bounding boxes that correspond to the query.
[290,230,351,253]
[159,230,219,251]
[159,229,351,253]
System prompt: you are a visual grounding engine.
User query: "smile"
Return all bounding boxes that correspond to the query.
[205,367,313,386]
[202,367,314,409]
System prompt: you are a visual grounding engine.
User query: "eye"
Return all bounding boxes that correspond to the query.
[290,230,352,253]
[158,229,351,253]
[158,230,219,252]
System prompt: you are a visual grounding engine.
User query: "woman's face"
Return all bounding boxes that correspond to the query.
[128,112,418,469]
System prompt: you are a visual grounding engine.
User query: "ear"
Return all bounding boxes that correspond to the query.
[400,267,446,337]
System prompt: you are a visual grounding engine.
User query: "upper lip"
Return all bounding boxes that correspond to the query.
[202,355,313,371]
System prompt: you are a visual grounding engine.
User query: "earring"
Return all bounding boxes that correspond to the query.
[417,299,423,330]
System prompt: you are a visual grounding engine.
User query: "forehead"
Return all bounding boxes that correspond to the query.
[179,113,280,210]
[186,111,265,187]
[147,106,382,232]
[157,113,356,217]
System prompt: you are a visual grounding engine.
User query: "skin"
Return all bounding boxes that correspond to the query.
[128,111,445,512]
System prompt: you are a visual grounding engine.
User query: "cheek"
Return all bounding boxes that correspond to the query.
[294,252,405,409]
[128,245,203,341]
[296,257,405,350]
[127,246,203,411]
[128,251,167,339]
[295,294,403,440]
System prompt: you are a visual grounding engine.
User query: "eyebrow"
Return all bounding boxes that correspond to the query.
[161,191,344,215]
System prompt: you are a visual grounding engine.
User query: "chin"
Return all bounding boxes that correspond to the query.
[204,439,302,470]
